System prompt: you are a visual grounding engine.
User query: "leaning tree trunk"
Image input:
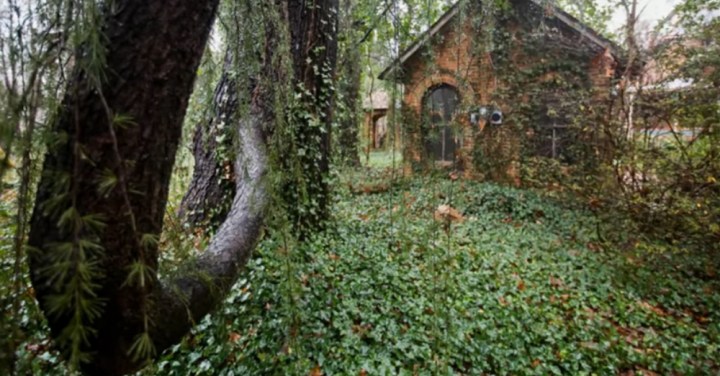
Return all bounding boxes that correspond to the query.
[27,0,274,374]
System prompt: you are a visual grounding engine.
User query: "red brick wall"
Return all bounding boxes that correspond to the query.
[401,18,494,174]
[399,14,617,184]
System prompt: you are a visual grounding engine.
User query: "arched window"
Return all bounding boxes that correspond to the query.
[423,84,459,162]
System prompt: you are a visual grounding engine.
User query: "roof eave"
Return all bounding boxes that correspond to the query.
[379,4,460,81]
[379,0,627,81]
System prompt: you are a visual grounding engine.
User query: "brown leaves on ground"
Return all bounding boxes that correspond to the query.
[351,323,372,337]
[433,204,464,223]
[637,300,667,317]
[549,294,571,304]
[310,366,323,376]
[549,276,565,288]
[228,332,241,343]
[587,196,602,210]
[619,368,659,376]
[349,182,389,195]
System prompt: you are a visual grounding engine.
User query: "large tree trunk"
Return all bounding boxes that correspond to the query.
[27,1,273,374]
[284,0,339,236]
[182,0,339,237]
[178,52,239,231]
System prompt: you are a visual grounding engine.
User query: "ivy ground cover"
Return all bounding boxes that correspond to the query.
[11,173,718,375]
[147,174,719,375]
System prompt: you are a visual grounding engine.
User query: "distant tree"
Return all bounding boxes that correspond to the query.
[336,0,365,167]
[555,0,613,36]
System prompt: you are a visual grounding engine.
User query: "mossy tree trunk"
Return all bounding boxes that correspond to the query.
[27,0,339,373]
[178,53,240,232]
[184,0,339,236]
[282,0,339,236]
[27,1,273,375]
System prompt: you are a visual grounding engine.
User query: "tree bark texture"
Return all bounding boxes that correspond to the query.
[178,53,239,231]
[26,0,270,374]
[284,0,339,236]
[181,0,339,239]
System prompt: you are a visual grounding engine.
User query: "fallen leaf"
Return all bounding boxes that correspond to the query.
[517,280,526,291]
[434,204,464,223]
[587,242,602,252]
[635,368,659,376]
[549,276,564,288]
[228,332,241,343]
[360,183,389,194]
[310,366,323,376]
[706,265,716,278]
[351,323,372,336]
[581,341,599,350]
[637,300,666,316]
[704,285,714,295]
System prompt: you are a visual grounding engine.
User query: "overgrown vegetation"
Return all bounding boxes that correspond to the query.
[152,176,719,375]
[1,0,718,374]
[6,174,719,374]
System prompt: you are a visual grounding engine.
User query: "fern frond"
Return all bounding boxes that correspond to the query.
[95,168,118,197]
[123,261,155,289]
[112,113,137,129]
[81,213,107,234]
[56,206,81,233]
[140,233,159,250]
[127,331,156,362]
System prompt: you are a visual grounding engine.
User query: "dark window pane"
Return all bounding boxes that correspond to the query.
[423,85,458,162]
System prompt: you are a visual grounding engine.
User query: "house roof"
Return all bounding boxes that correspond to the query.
[379,0,623,81]
[362,90,391,110]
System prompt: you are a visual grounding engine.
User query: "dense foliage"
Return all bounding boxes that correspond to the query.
[1,0,718,374]
[8,169,719,374]
[128,174,720,374]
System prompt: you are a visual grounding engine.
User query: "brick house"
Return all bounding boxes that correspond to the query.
[361,90,390,151]
[379,0,623,182]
